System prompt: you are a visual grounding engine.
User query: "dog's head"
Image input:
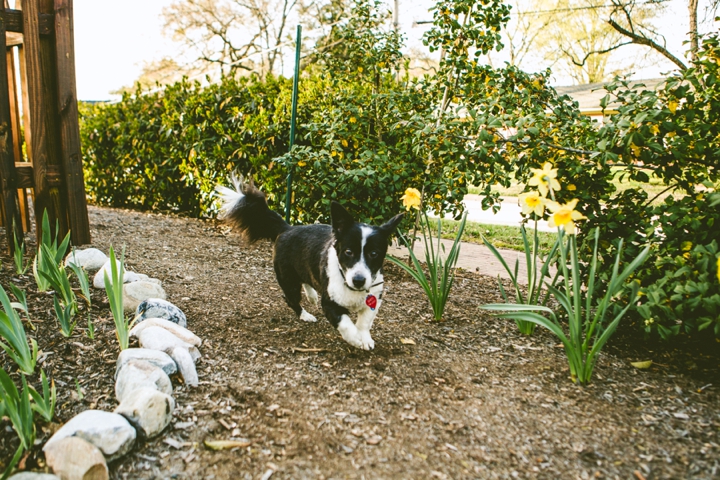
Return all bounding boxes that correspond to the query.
[331,201,403,291]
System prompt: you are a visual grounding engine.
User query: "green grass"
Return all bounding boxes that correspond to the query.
[432,218,556,254]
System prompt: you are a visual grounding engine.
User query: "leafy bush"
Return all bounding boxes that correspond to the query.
[81,75,292,218]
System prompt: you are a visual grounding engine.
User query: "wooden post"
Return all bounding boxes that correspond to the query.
[53,0,89,245]
[22,0,53,245]
[22,0,68,245]
[0,7,22,252]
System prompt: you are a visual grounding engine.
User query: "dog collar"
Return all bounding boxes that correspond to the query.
[338,267,383,293]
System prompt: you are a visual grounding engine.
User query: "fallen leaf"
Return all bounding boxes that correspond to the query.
[400,338,416,345]
[366,435,383,445]
[631,360,653,369]
[204,439,251,450]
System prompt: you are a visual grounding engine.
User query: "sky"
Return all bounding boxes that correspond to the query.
[69,0,706,101]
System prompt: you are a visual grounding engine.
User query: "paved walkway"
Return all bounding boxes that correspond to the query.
[388,238,532,283]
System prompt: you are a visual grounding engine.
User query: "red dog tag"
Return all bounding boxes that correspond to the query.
[366,294,377,310]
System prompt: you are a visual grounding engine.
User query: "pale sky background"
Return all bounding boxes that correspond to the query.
[70,0,706,101]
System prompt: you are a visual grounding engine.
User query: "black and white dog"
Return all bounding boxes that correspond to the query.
[216,176,403,350]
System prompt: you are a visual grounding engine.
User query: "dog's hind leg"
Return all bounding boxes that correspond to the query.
[302,284,319,306]
[276,270,317,322]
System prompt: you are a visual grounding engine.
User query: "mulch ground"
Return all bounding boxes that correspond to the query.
[0,205,718,479]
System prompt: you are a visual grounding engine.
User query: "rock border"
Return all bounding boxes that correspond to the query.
[13,248,201,479]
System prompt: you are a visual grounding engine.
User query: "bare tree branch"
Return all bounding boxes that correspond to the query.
[562,41,633,68]
[607,18,687,71]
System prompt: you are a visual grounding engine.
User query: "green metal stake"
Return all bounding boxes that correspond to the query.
[285,24,302,223]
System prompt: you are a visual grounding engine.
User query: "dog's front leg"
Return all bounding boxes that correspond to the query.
[354,302,379,350]
[321,296,366,350]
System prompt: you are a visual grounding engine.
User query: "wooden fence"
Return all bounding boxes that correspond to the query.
[0,0,89,253]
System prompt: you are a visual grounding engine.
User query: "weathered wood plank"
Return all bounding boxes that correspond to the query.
[53,0,89,245]
[15,163,60,188]
[0,8,23,252]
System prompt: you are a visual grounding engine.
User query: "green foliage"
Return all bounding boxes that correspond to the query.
[12,232,28,275]
[0,285,37,375]
[39,244,77,312]
[483,229,651,384]
[483,223,559,335]
[8,284,30,324]
[104,246,130,350]
[388,211,467,321]
[28,370,56,423]
[33,210,71,292]
[53,296,76,338]
[0,368,35,478]
[637,239,720,338]
[81,74,291,218]
[67,254,92,307]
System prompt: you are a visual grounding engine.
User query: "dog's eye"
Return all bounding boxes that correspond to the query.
[368,250,379,259]
[343,248,353,257]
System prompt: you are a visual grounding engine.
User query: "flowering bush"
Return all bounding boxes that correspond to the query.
[483,165,650,384]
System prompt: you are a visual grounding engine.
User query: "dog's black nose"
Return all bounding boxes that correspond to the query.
[352,275,366,288]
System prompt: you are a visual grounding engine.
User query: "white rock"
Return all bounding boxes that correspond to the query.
[43,410,136,462]
[8,474,61,480]
[136,326,200,386]
[64,248,108,273]
[130,318,201,347]
[114,387,175,438]
[123,282,166,313]
[168,347,199,387]
[116,348,177,378]
[135,298,187,328]
[44,436,109,480]
[115,359,173,403]
[92,260,143,289]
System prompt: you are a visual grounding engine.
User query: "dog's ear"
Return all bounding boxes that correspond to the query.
[330,201,355,235]
[378,213,404,236]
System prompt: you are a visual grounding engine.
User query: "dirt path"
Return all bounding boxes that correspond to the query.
[1,206,718,479]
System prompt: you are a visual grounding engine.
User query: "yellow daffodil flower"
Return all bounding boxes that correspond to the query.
[547,199,586,234]
[668,101,679,114]
[519,191,546,217]
[401,188,422,211]
[528,162,561,197]
[349,117,357,124]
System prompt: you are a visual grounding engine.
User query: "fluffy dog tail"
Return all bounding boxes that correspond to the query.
[215,174,290,243]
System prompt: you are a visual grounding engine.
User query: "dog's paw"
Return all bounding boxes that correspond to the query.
[299,309,317,323]
[337,316,364,349]
[359,331,375,350]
